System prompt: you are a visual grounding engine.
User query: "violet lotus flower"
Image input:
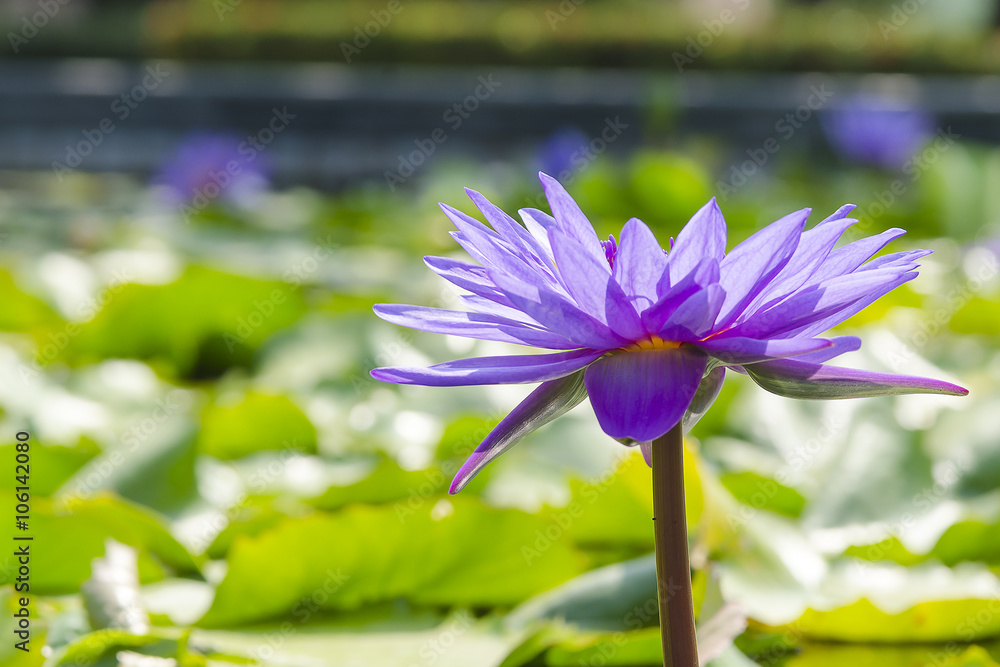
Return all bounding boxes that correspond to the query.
[535,128,591,180]
[821,95,935,170]
[154,132,269,209]
[371,174,967,493]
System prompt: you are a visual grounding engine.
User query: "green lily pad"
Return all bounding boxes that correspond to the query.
[198,391,317,460]
[195,608,524,667]
[720,471,806,518]
[0,495,199,594]
[564,447,703,552]
[198,497,585,627]
[794,597,1000,644]
[0,269,61,332]
[311,456,447,511]
[0,439,98,497]
[67,266,307,376]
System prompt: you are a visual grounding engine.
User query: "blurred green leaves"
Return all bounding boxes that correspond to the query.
[198,391,317,459]
[66,266,307,376]
[199,498,585,627]
[0,495,198,594]
[1,142,997,665]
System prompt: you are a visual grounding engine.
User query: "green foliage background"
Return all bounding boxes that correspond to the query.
[1,127,999,666]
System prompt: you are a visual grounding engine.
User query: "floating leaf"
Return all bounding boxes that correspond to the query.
[0,439,97,497]
[720,471,806,518]
[198,498,585,627]
[564,448,702,552]
[195,608,525,667]
[198,391,317,460]
[0,495,199,594]
[68,266,307,375]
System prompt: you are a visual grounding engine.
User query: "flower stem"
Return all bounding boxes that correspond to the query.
[652,424,698,667]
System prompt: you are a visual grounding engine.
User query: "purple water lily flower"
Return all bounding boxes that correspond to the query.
[821,95,935,170]
[154,132,269,209]
[371,173,967,493]
[534,128,591,181]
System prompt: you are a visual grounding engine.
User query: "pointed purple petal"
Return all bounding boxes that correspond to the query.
[439,201,500,240]
[449,370,589,493]
[459,294,543,326]
[857,248,931,272]
[423,255,513,305]
[668,198,727,283]
[584,347,707,442]
[657,284,726,341]
[818,203,857,225]
[639,441,653,468]
[371,348,604,387]
[442,204,554,286]
[549,229,646,341]
[733,268,915,339]
[518,208,556,259]
[538,172,606,266]
[807,227,907,283]
[779,271,918,339]
[642,258,721,334]
[373,304,578,349]
[745,359,969,399]
[490,265,631,350]
[695,336,834,365]
[744,216,858,317]
[716,208,810,325]
[613,217,669,311]
[466,188,550,266]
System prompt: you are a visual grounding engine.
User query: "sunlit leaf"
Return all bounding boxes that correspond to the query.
[198,498,585,627]
[198,391,317,460]
[720,471,805,518]
[0,495,199,594]
[67,266,307,376]
[311,456,446,511]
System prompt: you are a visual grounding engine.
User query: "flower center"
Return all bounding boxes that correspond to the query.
[623,336,682,352]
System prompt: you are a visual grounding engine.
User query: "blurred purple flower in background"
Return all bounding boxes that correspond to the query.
[154,132,270,212]
[821,94,935,170]
[534,128,591,180]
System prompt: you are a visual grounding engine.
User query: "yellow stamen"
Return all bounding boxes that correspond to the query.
[623,336,682,352]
